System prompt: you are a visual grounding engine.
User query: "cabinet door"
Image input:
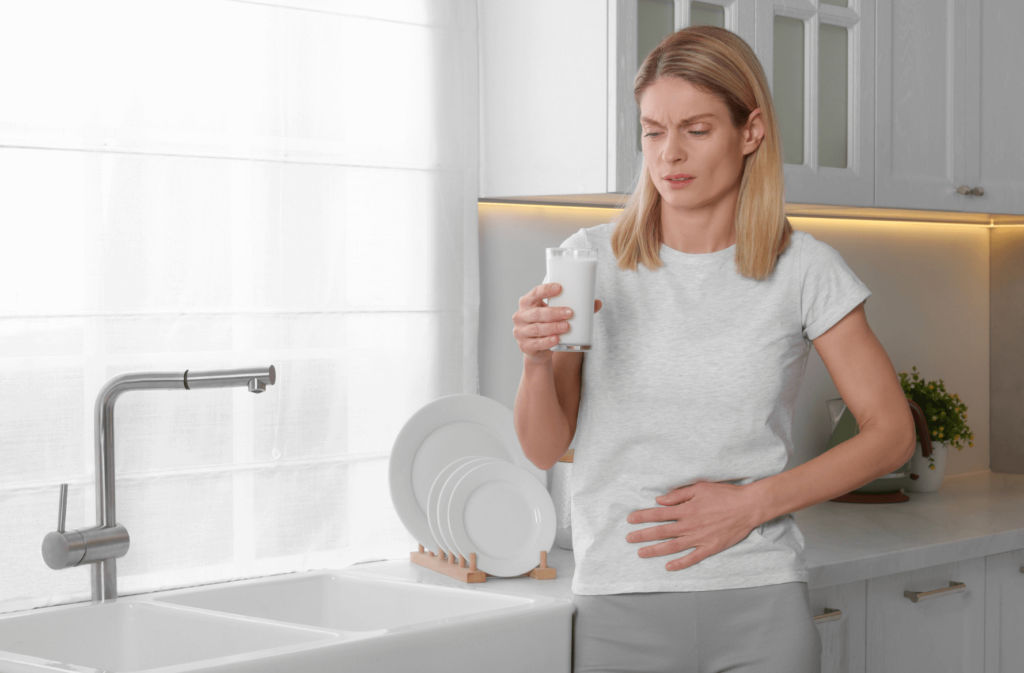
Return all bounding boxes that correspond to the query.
[758,0,874,207]
[478,0,608,198]
[866,556,984,673]
[810,580,867,673]
[984,549,1024,673]
[874,0,976,211]
[963,0,1024,215]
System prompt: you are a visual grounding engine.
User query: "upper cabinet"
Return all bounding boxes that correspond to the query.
[874,0,971,211]
[765,0,875,207]
[479,0,1024,216]
[965,0,1024,215]
[478,0,756,200]
[876,0,1024,214]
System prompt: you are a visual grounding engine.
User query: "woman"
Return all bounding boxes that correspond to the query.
[511,26,915,673]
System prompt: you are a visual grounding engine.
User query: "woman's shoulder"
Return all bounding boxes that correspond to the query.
[559,222,617,249]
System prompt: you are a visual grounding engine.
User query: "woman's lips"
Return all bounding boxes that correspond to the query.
[664,174,695,189]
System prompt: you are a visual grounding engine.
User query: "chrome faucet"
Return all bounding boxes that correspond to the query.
[41,365,276,602]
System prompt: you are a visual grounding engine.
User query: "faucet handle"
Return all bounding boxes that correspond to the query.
[57,483,68,533]
[42,484,87,570]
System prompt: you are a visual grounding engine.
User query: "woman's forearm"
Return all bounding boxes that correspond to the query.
[746,421,916,528]
[514,356,573,471]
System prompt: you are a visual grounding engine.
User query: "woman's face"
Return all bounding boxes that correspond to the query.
[638,76,763,213]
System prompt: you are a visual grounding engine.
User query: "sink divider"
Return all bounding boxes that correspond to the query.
[410,545,556,583]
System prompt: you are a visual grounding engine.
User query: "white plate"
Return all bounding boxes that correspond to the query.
[388,394,545,552]
[433,457,501,558]
[447,460,556,577]
[427,456,501,557]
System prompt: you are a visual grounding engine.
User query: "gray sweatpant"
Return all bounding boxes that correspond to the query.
[572,581,821,673]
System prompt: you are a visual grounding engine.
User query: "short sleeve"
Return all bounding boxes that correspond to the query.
[541,227,591,285]
[800,232,872,341]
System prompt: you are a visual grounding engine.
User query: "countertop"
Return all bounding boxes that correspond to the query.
[341,470,1024,601]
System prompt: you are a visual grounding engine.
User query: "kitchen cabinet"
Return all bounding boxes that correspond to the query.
[963,0,1024,215]
[874,0,974,212]
[478,0,756,200]
[480,0,1023,216]
[762,0,875,208]
[809,579,867,673]
[984,549,1024,673]
[865,556,984,673]
[875,0,1024,214]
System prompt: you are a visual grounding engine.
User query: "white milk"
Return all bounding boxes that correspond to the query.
[546,256,598,349]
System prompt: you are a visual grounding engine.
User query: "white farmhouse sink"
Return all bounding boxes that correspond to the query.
[0,569,574,673]
[0,600,334,672]
[155,571,534,632]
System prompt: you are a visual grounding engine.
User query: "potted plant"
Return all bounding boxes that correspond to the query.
[898,366,974,492]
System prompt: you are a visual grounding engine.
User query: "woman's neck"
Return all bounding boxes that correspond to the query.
[659,186,739,254]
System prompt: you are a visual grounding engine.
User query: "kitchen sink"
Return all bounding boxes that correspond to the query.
[155,571,534,632]
[0,600,334,672]
[0,569,574,673]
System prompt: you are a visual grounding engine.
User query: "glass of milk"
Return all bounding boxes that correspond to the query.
[545,248,598,351]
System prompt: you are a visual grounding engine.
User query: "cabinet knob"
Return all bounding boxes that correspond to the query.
[956,185,971,195]
[970,186,984,196]
[903,580,966,603]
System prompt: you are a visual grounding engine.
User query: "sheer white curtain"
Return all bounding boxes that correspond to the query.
[0,0,479,613]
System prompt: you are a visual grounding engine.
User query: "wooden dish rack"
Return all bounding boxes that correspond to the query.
[410,544,556,583]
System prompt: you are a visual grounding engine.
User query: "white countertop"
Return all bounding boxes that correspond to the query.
[342,470,1024,600]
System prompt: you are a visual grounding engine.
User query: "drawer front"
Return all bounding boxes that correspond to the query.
[810,580,867,673]
[866,556,984,673]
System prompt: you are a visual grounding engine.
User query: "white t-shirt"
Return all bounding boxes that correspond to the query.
[552,223,871,595]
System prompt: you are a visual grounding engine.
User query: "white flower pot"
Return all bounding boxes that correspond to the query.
[906,440,948,493]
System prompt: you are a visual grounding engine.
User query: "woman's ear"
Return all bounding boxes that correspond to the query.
[742,108,764,156]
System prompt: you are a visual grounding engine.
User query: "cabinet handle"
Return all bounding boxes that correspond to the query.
[814,607,842,623]
[903,581,966,603]
[969,186,984,196]
[956,185,971,195]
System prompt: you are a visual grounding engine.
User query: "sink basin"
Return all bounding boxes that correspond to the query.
[0,569,574,673]
[155,571,534,632]
[0,600,334,672]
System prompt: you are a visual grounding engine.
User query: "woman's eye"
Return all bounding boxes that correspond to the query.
[643,131,660,138]
[690,130,709,137]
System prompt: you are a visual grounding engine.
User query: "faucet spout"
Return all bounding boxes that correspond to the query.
[41,364,277,603]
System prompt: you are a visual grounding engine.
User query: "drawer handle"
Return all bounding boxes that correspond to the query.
[903,581,966,603]
[814,607,842,623]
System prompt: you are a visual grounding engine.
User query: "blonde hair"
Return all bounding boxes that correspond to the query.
[610,25,793,280]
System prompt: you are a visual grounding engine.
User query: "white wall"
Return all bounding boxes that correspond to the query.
[478,203,991,477]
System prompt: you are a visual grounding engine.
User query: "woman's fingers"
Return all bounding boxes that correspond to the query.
[523,335,561,351]
[518,282,562,310]
[595,299,602,313]
[514,320,569,339]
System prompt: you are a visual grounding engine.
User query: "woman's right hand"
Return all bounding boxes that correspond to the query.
[513,283,602,364]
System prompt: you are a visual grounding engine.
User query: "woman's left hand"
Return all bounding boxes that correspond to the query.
[625,481,764,572]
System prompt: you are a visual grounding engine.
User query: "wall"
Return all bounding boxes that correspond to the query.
[478,202,992,479]
[991,227,1024,472]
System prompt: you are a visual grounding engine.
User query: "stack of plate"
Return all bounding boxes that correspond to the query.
[388,394,557,577]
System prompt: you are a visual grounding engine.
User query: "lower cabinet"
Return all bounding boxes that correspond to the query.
[809,580,867,673]
[984,548,1024,673]
[865,556,985,673]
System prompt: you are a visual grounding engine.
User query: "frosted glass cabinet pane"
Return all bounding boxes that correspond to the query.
[773,16,804,165]
[690,2,725,28]
[820,0,849,6]
[638,0,674,65]
[818,23,848,168]
[638,0,675,152]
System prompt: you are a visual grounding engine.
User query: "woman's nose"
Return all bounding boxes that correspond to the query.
[661,130,686,164]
